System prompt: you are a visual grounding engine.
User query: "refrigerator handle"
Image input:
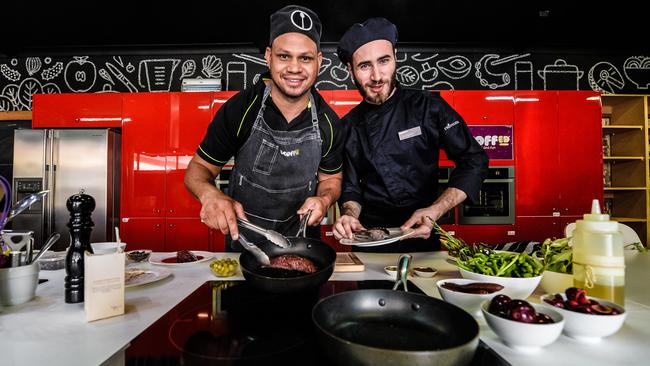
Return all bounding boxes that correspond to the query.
[46,129,57,238]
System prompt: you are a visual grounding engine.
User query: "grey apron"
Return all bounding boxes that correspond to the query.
[227,84,322,251]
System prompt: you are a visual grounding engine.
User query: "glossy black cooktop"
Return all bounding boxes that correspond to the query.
[125,280,509,366]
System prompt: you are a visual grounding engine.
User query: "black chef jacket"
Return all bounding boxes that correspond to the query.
[341,86,488,252]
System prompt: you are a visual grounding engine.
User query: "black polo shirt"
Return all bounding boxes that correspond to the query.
[197,77,344,174]
[341,86,489,216]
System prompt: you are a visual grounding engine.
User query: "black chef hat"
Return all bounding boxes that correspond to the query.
[269,5,322,49]
[337,17,398,65]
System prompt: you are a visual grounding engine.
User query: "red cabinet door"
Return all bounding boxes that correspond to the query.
[121,93,170,217]
[454,91,514,125]
[210,229,226,252]
[330,90,363,118]
[165,218,210,251]
[558,92,603,215]
[514,91,560,217]
[513,217,562,243]
[165,93,213,217]
[120,217,165,251]
[33,93,122,128]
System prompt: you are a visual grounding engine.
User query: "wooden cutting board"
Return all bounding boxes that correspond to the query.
[334,252,365,272]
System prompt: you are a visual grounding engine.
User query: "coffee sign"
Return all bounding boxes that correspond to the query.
[469,125,513,160]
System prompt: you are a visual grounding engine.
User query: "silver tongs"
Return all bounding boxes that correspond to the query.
[237,233,271,266]
[237,218,290,248]
[392,254,412,292]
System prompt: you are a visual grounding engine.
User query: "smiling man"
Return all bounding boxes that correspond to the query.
[185,5,344,251]
[333,18,489,252]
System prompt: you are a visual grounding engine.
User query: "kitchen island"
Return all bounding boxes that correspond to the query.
[2,251,649,366]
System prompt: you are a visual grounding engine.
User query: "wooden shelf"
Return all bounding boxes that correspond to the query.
[604,187,648,191]
[604,156,645,161]
[612,217,648,223]
[602,125,644,130]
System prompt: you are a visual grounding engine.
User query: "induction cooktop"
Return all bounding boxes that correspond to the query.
[125,280,510,366]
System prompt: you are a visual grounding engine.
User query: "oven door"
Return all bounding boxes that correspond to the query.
[459,167,514,224]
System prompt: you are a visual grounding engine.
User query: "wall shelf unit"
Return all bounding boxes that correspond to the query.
[601,94,649,245]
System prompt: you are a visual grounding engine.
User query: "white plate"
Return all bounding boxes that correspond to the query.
[125,267,172,288]
[339,228,415,247]
[149,251,214,266]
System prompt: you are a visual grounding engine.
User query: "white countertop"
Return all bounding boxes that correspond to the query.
[1,251,649,366]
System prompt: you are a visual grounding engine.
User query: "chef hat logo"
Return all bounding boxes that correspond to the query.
[291,10,313,31]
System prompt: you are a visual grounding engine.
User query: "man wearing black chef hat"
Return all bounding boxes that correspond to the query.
[185,5,344,250]
[333,18,488,252]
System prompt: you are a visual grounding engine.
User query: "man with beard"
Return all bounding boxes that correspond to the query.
[185,5,344,250]
[332,18,488,252]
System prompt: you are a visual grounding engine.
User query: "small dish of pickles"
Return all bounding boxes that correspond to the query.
[210,258,239,277]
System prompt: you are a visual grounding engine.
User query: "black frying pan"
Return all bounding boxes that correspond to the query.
[311,255,479,366]
[238,212,336,293]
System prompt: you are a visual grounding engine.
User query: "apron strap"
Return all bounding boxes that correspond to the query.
[252,84,273,129]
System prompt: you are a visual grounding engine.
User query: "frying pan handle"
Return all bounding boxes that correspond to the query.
[392,254,412,292]
[296,210,312,238]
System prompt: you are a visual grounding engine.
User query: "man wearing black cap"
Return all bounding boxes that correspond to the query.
[333,18,488,252]
[185,5,344,250]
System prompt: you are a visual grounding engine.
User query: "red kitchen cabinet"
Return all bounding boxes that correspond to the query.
[558,92,603,215]
[210,229,226,252]
[512,217,562,243]
[165,218,210,252]
[165,93,213,217]
[33,93,122,128]
[514,91,560,217]
[120,217,165,251]
[121,93,170,217]
[454,91,514,125]
[329,90,363,118]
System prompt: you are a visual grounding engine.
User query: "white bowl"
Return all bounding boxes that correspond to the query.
[0,262,40,306]
[540,294,626,343]
[91,242,126,255]
[413,266,438,277]
[126,249,152,263]
[437,278,504,317]
[459,267,542,299]
[481,300,564,352]
[540,270,574,295]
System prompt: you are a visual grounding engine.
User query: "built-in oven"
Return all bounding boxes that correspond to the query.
[459,166,514,225]
[437,167,455,224]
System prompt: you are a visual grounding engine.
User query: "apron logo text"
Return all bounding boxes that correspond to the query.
[280,148,301,157]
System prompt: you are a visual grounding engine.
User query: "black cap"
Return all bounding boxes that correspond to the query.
[269,5,322,49]
[337,17,398,65]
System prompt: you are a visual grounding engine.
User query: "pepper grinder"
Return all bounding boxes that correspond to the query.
[65,190,95,304]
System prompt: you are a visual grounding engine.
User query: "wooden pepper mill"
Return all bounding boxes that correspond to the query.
[65,189,95,304]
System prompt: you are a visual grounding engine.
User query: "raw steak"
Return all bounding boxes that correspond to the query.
[269,254,317,273]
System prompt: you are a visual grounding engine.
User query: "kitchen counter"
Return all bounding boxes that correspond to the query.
[1,251,649,366]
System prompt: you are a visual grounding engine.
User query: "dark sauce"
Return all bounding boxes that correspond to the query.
[162,256,204,263]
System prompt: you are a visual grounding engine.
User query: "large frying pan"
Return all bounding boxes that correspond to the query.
[311,255,479,366]
[239,213,336,293]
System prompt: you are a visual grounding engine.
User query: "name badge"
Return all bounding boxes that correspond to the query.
[398,126,422,141]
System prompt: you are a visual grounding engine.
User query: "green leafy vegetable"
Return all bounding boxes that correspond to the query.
[536,237,572,274]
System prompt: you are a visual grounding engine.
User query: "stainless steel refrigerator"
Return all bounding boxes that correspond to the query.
[12,129,120,250]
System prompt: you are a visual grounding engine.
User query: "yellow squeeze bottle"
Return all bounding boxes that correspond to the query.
[572,199,625,306]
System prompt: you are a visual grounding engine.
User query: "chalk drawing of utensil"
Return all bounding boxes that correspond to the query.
[514,61,533,90]
[537,59,584,90]
[226,62,247,90]
[105,62,138,92]
[475,54,530,89]
[138,59,180,92]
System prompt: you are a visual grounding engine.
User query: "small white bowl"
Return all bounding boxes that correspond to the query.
[437,278,504,317]
[540,294,627,343]
[459,267,542,299]
[91,242,127,255]
[413,266,438,277]
[540,270,574,295]
[384,265,399,277]
[126,249,152,263]
[481,300,564,352]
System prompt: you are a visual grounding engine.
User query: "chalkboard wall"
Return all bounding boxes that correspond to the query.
[1,49,649,111]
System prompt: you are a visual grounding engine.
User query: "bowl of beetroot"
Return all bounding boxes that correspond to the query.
[481,294,564,352]
[540,287,626,343]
